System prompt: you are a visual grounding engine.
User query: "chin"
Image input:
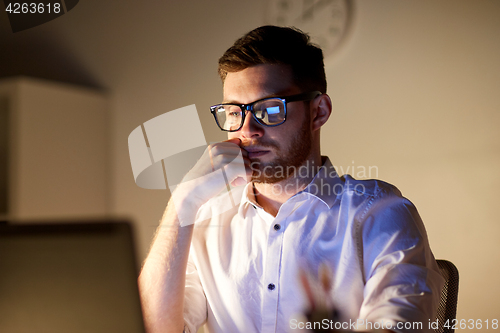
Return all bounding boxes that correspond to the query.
[251,175,286,184]
[250,161,290,184]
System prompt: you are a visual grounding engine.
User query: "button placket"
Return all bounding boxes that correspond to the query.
[261,217,285,332]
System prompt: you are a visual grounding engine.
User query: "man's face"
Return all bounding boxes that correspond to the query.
[224,64,313,183]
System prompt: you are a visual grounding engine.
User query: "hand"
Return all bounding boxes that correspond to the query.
[171,138,252,219]
[183,138,251,187]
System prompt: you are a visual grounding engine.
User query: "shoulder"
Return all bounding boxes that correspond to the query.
[337,175,421,230]
[341,174,402,199]
[337,175,409,213]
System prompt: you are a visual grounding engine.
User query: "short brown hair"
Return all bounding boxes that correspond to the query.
[218,25,327,93]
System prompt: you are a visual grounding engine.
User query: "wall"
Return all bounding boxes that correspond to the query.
[324,1,500,322]
[0,0,498,323]
[0,77,109,219]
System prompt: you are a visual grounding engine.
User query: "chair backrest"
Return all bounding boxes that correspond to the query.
[434,259,459,333]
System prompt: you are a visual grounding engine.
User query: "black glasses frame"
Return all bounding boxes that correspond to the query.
[210,91,321,132]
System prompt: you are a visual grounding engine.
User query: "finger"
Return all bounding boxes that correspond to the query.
[225,138,249,158]
[210,140,248,160]
[210,142,243,157]
[242,157,252,180]
[222,138,248,158]
[239,148,248,158]
[207,145,215,172]
[224,154,251,185]
[230,177,247,187]
[223,138,241,145]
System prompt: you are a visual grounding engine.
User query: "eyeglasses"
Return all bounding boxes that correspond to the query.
[210,91,321,132]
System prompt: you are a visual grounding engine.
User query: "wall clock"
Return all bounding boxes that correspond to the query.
[266,0,354,57]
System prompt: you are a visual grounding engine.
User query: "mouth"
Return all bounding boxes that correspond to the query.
[242,147,270,158]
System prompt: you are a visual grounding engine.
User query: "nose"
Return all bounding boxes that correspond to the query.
[239,110,264,139]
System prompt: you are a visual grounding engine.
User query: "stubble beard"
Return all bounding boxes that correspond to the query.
[248,114,313,184]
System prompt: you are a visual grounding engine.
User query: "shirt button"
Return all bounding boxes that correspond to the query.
[268,283,275,291]
[273,224,281,231]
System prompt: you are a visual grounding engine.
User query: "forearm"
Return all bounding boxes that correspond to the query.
[138,139,249,333]
[138,200,195,333]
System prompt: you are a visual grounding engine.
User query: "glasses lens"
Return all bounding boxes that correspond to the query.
[253,99,285,125]
[214,105,243,131]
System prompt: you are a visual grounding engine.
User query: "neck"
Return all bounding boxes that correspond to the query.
[253,154,323,217]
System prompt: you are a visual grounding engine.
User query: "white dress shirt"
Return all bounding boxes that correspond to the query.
[182,157,444,333]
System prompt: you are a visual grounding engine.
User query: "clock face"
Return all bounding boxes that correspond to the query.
[266,0,353,57]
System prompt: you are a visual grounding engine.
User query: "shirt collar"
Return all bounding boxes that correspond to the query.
[240,156,340,211]
[241,182,259,210]
[300,156,340,209]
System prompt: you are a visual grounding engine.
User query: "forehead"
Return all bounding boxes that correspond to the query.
[222,64,297,103]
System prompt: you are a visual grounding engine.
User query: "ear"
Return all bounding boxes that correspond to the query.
[311,94,332,131]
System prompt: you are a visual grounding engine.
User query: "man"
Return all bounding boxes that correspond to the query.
[138,26,444,333]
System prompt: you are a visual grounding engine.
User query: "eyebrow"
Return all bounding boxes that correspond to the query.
[222,89,294,105]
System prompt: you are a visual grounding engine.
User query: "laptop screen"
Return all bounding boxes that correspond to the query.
[0,221,146,333]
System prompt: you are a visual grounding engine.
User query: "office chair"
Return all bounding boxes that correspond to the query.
[434,259,459,333]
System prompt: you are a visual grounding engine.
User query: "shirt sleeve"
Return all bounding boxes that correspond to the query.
[356,186,445,332]
[183,253,207,333]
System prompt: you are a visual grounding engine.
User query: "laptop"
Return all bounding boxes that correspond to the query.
[0,220,146,333]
